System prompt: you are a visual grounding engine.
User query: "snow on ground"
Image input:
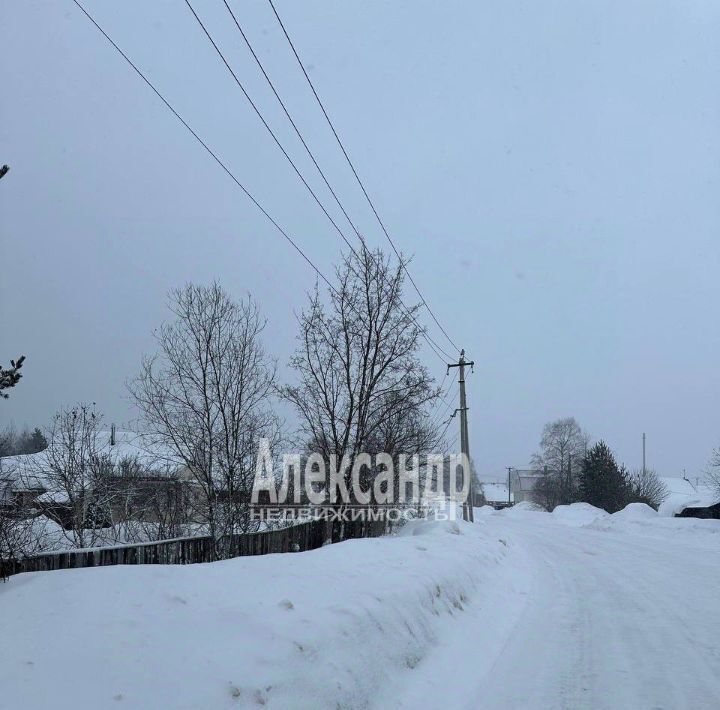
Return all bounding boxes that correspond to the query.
[391,506,720,709]
[611,501,658,519]
[587,505,720,546]
[0,517,514,710]
[550,502,609,526]
[2,505,719,709]
[499,500,544,513]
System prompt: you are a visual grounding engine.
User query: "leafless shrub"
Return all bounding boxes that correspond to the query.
[627,467,669,510]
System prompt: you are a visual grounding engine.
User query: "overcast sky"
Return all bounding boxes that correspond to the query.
[1,0,718,479]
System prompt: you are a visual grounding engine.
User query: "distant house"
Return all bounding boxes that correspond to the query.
[478,469,560,509]
[0,460,46,511]
[508,469,546,504]
[0,431,195,528]
[658,476,719,519]
[480,481,513,509]
[0,474,14,510]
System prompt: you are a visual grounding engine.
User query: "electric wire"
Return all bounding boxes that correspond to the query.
[182,0,454,363]
[265,0,462,356]
[69,0,450,367]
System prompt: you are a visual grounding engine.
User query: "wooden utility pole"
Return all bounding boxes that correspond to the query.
[447,349,475,522]
[642,433,646,475]
[507,467,513,506]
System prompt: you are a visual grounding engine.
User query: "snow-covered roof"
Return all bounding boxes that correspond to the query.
[35,490,71,505]
[0,431,185,491]
[658,476,718,517]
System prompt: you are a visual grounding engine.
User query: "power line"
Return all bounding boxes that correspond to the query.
[216,4,458,366]
[183,0,358,260]
[427,372,453,427]
[219,0,363,247]
[437,414,455,443]
[430,387,455,431]
[265,0,461,356]
[181,0,454,363]
[70,0,331,293]
[68,0,449,366]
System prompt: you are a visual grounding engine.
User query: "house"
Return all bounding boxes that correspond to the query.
[480,481,513,509]
[0,457,46,510]
[0,430,195,528]
[0,473,14,510]
[658,476,719,519]
[508,469,546,504]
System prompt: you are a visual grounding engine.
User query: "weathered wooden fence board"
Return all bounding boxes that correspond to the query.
[1,516,390,578]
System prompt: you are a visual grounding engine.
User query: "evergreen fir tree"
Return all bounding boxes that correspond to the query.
[27,427,48,454]
[0,355,25,399]
[579,441,630,513]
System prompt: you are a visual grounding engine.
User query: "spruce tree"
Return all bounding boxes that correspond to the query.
[0,355,25,399]
[27,427,48,454]
[579,441,630,513]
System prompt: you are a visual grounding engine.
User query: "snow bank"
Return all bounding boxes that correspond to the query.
[552,502,609,526]
[612,502,657,520]
[0,519,511,710]
[501,500,545,514]
[587,511,720,546]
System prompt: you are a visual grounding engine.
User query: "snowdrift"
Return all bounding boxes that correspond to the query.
[611,502,657,520]
[587,505,720,544]
[501,500,544,514]
[552,502,609,526]
[0,519,511,710]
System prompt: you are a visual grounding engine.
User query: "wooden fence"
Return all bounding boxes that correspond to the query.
[1,516,389,579]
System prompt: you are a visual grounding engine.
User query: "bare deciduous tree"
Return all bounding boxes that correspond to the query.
[707,448,720,499]
[531,417,590,509]
[283,248,442,498]
[0,513,56,580]
[24,404,115,549]
[129,283,280,551]
[110,456,195,544]
[0,424,47,456]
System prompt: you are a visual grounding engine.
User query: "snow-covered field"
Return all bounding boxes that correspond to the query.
[1,505,719,709]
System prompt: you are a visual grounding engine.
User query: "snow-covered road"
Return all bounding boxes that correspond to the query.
[2,506,719,709]
[396,508,720,710]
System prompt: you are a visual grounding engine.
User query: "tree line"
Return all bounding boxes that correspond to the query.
[529,417,669,512]
[2,248,447,561]
[0,425,48,457]
[128,248,444,551]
